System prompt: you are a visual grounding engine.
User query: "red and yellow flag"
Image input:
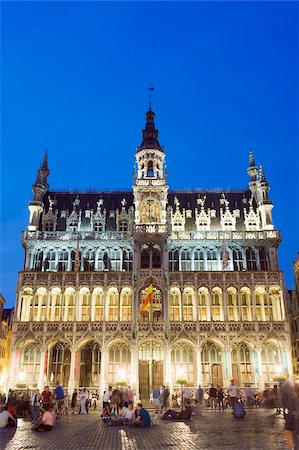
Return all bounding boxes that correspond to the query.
[140,284,153,315]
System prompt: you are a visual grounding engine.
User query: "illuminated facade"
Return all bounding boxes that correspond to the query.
[289,256,299,374]
[0,295,13,393]
[9,108,292,398]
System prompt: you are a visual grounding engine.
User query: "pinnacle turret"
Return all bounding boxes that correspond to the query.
[259,164,267,183]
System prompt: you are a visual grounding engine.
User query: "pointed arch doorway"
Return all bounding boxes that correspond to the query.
[138,341,163,400]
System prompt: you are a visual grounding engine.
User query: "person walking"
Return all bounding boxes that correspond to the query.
[103,386,113,409]
[227,379,238,409]
[41,386,52,408]
[161,385,170,411]
[195,385,203,407]
[209,384,218,410]
[31,389,40,421]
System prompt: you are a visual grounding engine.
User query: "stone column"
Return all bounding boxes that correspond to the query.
[99,346,109,398]
[223,348,232,387]
[130,343,140,401]
[38,348,46,391]
[254,347,264,391]
[284,346,294,381]
[68,347,78,395]
[164,344,172,391]
[195,346,202,386]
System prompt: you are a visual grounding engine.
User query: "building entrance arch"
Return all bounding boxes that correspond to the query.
[138,341,164,400]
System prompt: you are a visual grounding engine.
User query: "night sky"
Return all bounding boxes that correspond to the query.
[1,1,298,307]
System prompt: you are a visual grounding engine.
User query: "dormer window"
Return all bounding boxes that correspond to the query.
[45,221,54,232]
[94,221,103,232]
[119,220,128,232]
[68,222,77,232]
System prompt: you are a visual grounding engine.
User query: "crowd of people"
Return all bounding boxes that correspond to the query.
[1,378,299,449]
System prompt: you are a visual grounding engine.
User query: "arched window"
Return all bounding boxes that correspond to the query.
[212,290,223,320]
[194,251,205,271]
[141,248,150,268]
[233,250,244,271]
[198,290,209,321]
[152,248,161,268]
[181,250,191,271]
[121,289,132,321]
[93,290,103,321]
[182,290,193,321]
[246,247,257,271]
[84,250,95,271]
[34,250,43,271]
[50,344,71,387]
[207,250,218,271]
[45,250,56,271]
[108,344,131,385]
[171,344,195,385]
[58,250,68,271]
[63,289,75,321]
[170,290,181,321]
[169,250,179,271]
[202,342,223,386]
[240,292,252,321]
[261,344,283,383]
[108,289,119,321]
[259,248,268,271]
[147,160,154,177]
[232,344,252,385]
[140,288,162,322]
[68,221,78,232]
[110,250,121,271]
[122,250,133,271]
[21,345,41,384]
[79,342,101,388]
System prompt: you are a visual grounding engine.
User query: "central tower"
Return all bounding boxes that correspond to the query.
[133,108,168,227]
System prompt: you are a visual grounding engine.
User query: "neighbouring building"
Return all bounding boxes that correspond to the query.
[8,107,292,398]
[0,294,13,394]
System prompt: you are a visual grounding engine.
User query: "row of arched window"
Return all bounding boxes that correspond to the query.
[18,285,285,323]
[169,247,268,271]
[27,249,133,272]
[43,219,129,233]
[18,340,287,388]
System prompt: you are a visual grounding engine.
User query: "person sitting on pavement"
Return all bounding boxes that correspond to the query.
[101,405,111,421]
[162,399,192,420]
[35,405,54,432]
[107,401,136,426]
[7,404,17,420]
[0,405,17,428]
[132,403,151,427]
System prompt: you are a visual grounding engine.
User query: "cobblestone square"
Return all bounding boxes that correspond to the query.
[0,409,296,450]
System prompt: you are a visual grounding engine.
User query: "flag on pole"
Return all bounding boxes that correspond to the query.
[140,284,153,315]
[222,240,229,271]
[74,238,80,271]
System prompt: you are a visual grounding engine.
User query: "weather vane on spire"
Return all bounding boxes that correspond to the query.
[147,84,154,109]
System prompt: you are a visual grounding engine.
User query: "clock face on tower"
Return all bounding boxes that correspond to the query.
[140,199,161,223]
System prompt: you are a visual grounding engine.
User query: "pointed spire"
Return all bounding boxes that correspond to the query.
[138,109,162,151]
[249,148,256,167]
[259,164,266,183]
[42,149,49,171]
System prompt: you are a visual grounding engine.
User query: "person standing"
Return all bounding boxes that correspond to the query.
[217,385,225,411]
[152,386,161,413]
[31,389,40,421]
[161,385,170,411]
[126,386,134,403]
[244,385,253,407]
[79,388,88,414]
[41,386,52,408]
[71,389,78,414]
[227,379,238,409]
[195,385,203,407]
[208,384,218,410]
[103,386,113,409]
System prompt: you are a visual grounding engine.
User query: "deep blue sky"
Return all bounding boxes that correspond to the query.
[1,1,298,307]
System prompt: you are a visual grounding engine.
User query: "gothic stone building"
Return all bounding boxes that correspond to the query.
[8,108,292,399]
